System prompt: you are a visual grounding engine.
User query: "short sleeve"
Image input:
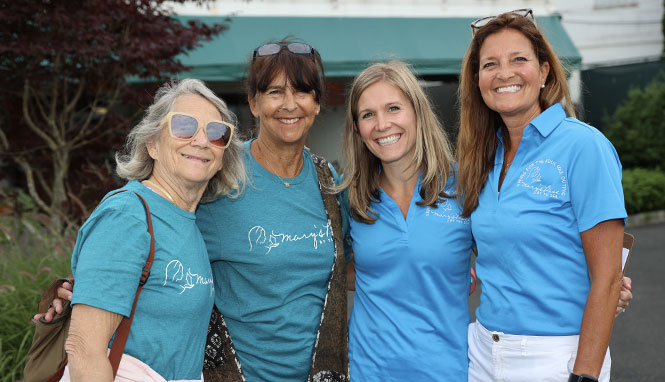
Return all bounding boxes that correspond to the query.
[568,131,627,232]
[71,202,151,317]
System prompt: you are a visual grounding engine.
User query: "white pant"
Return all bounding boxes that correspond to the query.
[468,321,611,382]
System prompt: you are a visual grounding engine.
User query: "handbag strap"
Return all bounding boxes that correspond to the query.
[101,190,156,378]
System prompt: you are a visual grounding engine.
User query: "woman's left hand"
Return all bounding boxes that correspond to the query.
[616,276,632,318]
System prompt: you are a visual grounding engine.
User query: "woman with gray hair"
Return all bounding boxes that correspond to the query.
[60,78,245,381]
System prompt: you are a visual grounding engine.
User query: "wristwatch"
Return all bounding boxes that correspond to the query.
[568,373,599,382]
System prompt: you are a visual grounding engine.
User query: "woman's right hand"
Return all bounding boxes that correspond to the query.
[32,281,74,322]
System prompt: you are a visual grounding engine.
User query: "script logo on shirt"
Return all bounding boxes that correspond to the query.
[163,259,214,296]
[425,200,469,224]
[247,221,333,255]
[517,159,568,199]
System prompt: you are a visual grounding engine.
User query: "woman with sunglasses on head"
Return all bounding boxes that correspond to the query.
[457,9,626,382]
[195,39,350,382]
[340,60,474,381]
[61,79,245,381]
[37,40,349,382]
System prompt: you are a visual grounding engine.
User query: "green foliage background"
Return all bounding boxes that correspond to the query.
[603,74,665,215]
[0,191,74,382]
[605,74,665,170]
[622,168,665,215]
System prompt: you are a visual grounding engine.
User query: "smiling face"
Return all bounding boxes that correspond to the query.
[356,80,417,168]
[147,94,225,188]
[248,71,320,147]
[478,28,550,127]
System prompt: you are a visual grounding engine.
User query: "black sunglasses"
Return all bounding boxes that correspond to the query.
[471,9,535,35]
[252,42,316,62]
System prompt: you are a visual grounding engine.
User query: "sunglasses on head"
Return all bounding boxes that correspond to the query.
[160,112,234,148]
[252,42,316,62]
[471,8,535,35]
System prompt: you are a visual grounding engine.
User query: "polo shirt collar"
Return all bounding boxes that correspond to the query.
[495,103,566,141]
[527,103,566,138]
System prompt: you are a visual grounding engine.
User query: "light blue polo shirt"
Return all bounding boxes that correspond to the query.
[472,103,627,336]
[196,140,337,382]
[349,174,474,381]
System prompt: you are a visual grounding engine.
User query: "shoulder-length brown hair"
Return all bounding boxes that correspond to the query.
[456,12,576,217]
[339,60,455,224]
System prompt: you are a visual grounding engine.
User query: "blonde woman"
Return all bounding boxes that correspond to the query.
[340,60,473,380]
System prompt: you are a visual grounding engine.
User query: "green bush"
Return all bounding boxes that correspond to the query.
[605,74,665,170]
[622,168,665,214]
[0,194,75,382]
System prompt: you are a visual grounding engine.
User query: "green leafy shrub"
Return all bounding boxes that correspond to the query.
[0,192,75,382]
[622,168,665,214]
[605,74,665,170]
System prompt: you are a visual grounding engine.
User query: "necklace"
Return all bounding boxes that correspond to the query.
[142,179,176,203]
[256,141,303,188]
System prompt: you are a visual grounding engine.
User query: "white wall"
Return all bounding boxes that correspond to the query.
[172,0,555,17]
[555,0,663,68]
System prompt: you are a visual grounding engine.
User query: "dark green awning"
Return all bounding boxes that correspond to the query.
[175,15,581,81]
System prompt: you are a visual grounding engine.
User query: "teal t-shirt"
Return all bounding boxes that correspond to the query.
[71,180,214,380]
[196,140,335,381]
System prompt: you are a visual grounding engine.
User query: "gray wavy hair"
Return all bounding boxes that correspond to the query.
[115,79,246,201]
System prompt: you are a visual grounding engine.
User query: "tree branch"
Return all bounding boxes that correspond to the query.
[67,191,89,218]
[22,80,58,150]
[64,79,85,117]
[14,156,53,216]
[71,79,122,145]
[0,125,9,151]
[62,79,86,139]
[35,168,52,200]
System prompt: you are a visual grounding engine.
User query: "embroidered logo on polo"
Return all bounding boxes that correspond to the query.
[247,221,334,255]
[425,200,469,224]
[517,159,568,199]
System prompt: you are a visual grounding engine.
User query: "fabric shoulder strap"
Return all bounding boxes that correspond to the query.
[97,190,155,378]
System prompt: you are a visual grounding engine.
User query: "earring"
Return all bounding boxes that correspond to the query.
[541,84,545,88]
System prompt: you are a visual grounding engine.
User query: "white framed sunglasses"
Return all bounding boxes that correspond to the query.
[160,112,234,148]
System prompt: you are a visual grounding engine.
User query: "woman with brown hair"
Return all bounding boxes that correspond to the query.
[194,40,349,382]
[457,9,626,382]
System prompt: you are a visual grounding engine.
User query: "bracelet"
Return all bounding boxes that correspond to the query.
[568,373,599,382]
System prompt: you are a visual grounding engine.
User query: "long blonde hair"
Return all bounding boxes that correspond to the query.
[456,12,575,217]
[339,60,455,224]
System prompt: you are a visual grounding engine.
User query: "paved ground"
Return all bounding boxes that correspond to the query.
[609,222,665,381]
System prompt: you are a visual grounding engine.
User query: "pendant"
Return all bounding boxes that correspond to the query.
[284,182,290,188]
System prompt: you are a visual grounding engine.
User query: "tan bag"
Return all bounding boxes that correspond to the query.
[23,278,74,382]
[23,190,155,382]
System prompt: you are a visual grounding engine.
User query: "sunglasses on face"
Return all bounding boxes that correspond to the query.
[160,112,234,148]
[470,8,535,35]
[252,42,316,62]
